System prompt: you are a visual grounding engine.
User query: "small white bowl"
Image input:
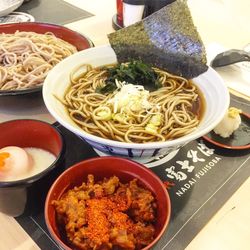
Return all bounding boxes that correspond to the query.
[43,45,230,158]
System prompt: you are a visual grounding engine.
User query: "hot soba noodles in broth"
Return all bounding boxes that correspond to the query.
[58,61,205,143]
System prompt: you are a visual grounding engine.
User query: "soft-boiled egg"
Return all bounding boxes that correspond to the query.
[0,146,32,179]
[0,146,56,181]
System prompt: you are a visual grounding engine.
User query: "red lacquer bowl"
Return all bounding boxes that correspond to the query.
[0,22,93,96]
[0,22,93,51]
[0,119,64,187]
[45,157,171,250]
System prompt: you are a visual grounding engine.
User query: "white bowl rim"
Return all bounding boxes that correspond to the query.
[43,44,230,150]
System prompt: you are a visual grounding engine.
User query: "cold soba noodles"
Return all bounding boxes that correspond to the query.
[0,31,77,91]
[59,61,204,143]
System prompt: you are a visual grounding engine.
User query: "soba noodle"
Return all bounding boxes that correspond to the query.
[60,63,202,143]
[0,31,77,91]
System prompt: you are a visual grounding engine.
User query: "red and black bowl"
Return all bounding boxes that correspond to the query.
[45,156,171,250]
[0,119,64,216]
[0,22,93,96]
[0,119,64,187]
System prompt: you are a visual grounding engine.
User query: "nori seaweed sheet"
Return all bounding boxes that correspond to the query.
[108,0,208,79]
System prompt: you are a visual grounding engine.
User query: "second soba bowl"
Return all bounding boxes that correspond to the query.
[43,45,230,158]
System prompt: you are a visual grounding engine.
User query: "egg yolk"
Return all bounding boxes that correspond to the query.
[0,146,32,177]
[0,152,10,168]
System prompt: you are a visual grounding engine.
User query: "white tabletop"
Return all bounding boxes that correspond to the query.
[0,0,250,250]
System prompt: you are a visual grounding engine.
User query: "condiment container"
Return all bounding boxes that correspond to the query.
[116,0,123,26]
[123,0,146,27]
[144,0,176,17]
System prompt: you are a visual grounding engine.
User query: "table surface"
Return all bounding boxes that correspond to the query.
[0,0,250,250]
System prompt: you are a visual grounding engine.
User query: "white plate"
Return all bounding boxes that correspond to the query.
[0,0,24,17]
[0,11,34,24]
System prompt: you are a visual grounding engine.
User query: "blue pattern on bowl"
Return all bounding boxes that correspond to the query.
[83,137,182,158]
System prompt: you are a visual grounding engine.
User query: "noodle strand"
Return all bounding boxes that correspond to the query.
[59,63,202,143]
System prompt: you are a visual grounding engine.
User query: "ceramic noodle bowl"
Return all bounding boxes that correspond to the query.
[43,45,230,158]
[84,137,183,157]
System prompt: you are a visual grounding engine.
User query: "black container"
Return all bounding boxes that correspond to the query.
[144,0,176,17]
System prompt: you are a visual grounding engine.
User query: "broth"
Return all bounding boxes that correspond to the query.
[60,62,205,143]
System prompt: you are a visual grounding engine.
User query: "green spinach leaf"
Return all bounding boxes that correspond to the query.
[96,61,162,94]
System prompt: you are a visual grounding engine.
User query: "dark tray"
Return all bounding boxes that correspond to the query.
[16,94,250,250]
[18,0,93,25]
